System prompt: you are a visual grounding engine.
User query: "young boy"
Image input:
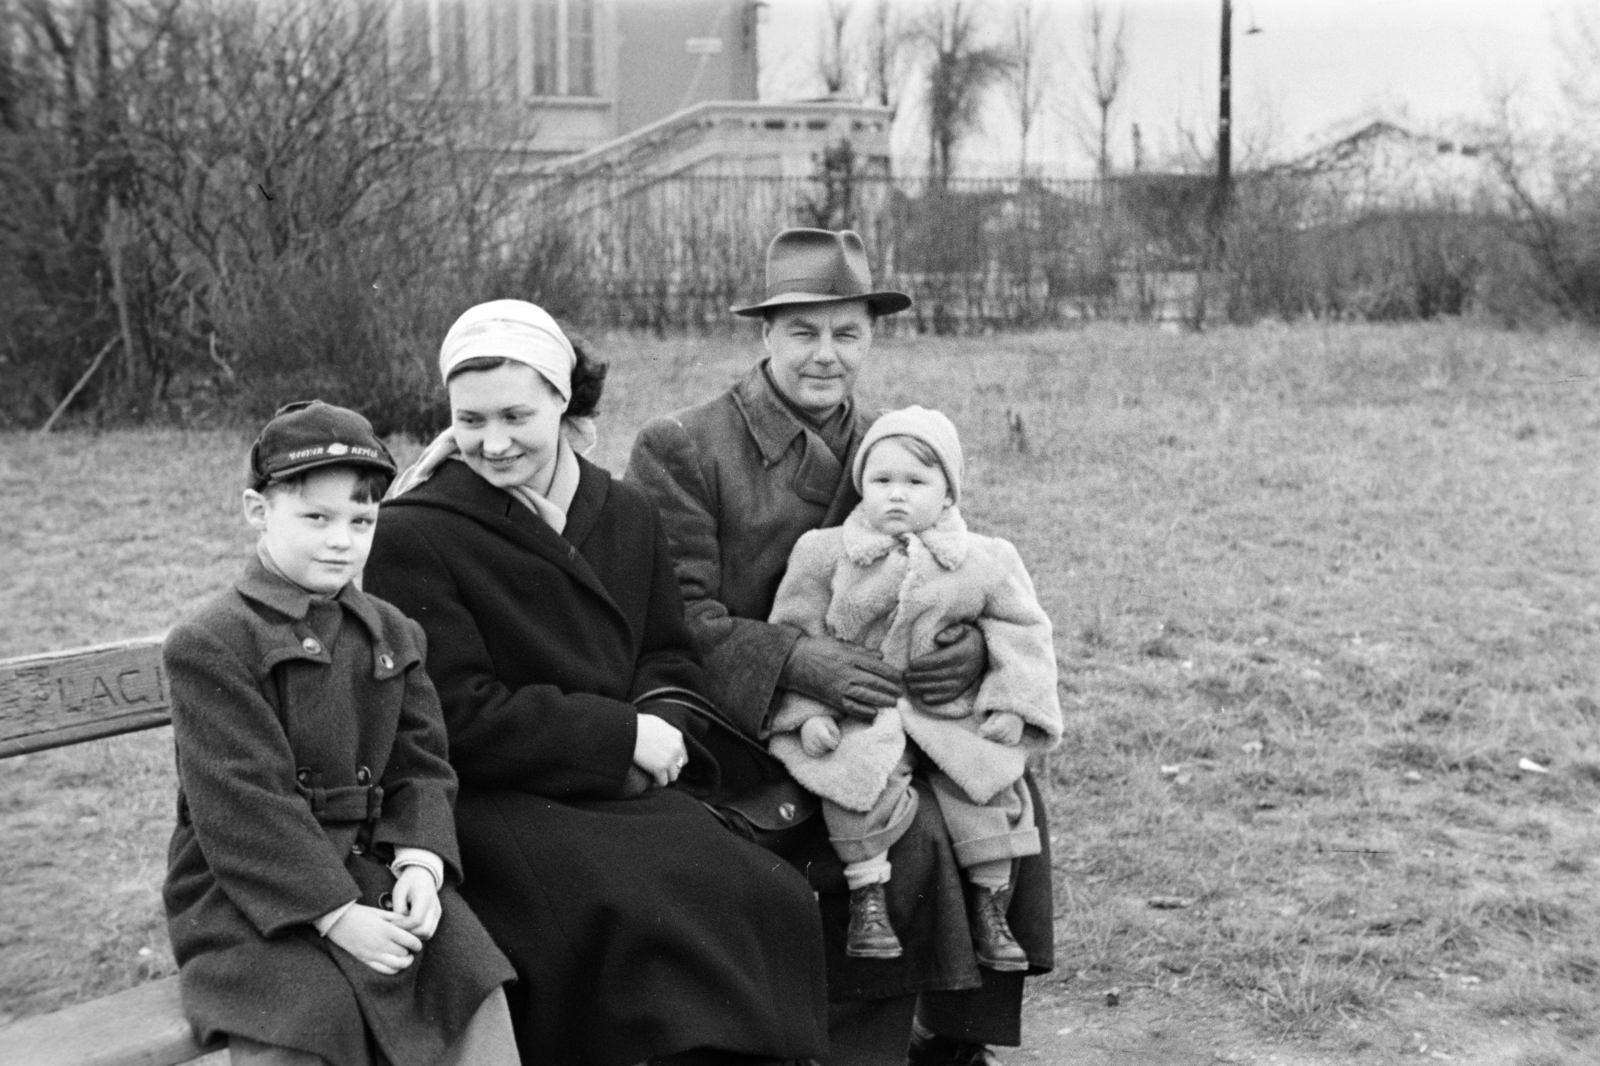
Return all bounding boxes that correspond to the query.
[766,405,1062,971]
[162,401,516,1066]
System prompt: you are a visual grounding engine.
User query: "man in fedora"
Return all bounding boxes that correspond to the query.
[627,229,1053,1066]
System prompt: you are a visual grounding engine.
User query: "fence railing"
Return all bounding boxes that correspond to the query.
[500,170,1508,332]
[504,172,1202,331]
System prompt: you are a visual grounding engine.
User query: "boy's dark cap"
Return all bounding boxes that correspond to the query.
[248,401,396,491]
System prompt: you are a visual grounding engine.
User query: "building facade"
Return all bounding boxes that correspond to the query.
[388,0,760,157]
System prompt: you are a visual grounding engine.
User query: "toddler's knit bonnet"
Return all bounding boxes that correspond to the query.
[852,405,964,503]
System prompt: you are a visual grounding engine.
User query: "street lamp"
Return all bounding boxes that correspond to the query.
[1212,0,1260,238]
[1215,0,1235,223]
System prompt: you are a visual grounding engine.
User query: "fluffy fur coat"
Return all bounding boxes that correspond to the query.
[768,506,1061,811]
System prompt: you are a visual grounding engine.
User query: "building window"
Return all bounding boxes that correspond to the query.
[485,0,520,99]
[567,0,595,97]
[531,0,558,96]
[436,0,470,95]
[392,0,599,99]
[394,0,432,90]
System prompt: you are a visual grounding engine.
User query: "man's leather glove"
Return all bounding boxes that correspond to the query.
[905,623,987,705]
[782,635,902,721]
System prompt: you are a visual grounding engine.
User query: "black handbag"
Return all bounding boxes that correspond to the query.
[635,686,819,856]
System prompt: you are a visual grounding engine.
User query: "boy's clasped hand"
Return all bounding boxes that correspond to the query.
[328,866,442,974]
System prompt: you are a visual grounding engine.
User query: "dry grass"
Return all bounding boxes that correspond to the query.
[2,320,1598,1062]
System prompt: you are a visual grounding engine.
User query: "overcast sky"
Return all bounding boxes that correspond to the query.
[758,0,1583,176]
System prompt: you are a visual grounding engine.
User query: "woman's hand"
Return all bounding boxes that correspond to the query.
[633,713,688,788]
[327,904,424,975]
[389,866,442,940]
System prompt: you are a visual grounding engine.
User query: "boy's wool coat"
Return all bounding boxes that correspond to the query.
[768,507,1062,812]
[163,558,513,1066]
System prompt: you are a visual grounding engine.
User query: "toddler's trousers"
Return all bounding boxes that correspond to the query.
[822,749,1040,887]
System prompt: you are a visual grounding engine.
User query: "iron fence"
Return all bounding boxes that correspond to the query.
[498,169,1509,332]
[504,172,1224,332]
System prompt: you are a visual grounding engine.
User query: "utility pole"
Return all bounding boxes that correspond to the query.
[1213,0,1232,228]
[1196,0,1234,329]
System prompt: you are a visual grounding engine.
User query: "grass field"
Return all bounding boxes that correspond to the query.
[2,320,1597,1064]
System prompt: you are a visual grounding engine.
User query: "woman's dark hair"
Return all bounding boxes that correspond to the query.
[566,334,607,420]
[442,335,608,419]
[446,355,513,380]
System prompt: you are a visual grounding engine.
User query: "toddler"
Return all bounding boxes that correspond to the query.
[767,405,1062,969]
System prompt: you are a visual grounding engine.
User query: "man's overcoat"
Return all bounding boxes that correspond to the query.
[364,457,828,1066]
[163,559,514,1066]
[626,362,1056,1003]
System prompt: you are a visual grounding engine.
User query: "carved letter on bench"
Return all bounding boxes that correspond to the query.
[0,637,170,758]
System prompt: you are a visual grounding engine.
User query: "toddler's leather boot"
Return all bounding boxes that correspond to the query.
[845,883,903,959]
[968,885,1029,972]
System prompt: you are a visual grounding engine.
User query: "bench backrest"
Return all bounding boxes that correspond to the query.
[0,637,169,759]
[0,636,223,1065]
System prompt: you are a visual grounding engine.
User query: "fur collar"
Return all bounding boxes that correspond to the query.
[841,505,969,570]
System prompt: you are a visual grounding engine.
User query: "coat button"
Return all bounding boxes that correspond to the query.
[356,766,371,785]
[379,892,393,910]
[350,842,365,856]
[379,653,394,670]
[778,802,796,822]
[302,637,322,654]
[295,768,312,785]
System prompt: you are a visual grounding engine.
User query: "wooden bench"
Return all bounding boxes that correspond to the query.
[0,637,224,1066]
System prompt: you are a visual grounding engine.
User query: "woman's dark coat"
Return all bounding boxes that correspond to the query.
[364,457,828,1066]
[626,362,1055,1003]
[163,559,514,1066]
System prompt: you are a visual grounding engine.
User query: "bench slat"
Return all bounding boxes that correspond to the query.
[0,637,170,758]
[0,976,222,1066]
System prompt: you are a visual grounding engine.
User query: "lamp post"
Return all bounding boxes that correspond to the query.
[1212,0,1234,233]
[1211,1,1259,241]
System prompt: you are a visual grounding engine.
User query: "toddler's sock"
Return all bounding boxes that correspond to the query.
[965,857,1011,892]
[843,853,893,890]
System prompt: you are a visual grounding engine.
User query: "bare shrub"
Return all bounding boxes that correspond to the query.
[4,0,573,428]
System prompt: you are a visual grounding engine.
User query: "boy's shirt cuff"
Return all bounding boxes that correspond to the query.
[391,847,445,890]
[314,900,357,936]
[312,849,443,936]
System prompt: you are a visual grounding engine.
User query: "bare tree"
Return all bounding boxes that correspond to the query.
[1002,0,1054,178]
[1483,13,1600,324]
[1082,0,1127,177]
[915,0,1011,186]
[4,0,524,426]
[861,0,910,115]
[816,0,852,97]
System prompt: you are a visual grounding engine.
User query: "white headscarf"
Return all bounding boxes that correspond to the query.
[438,299,576,401]
[386,301,597,524]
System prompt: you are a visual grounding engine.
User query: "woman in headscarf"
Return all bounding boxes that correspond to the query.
[364,300,827,1066]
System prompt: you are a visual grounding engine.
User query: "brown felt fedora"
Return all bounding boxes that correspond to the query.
[732,228,911,317]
